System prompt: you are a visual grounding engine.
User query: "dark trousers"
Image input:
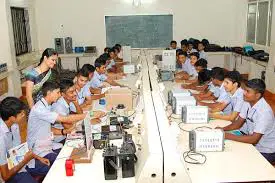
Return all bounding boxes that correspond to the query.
[261,152,275,164]
[6,172,37,183]
[26,149,61,176]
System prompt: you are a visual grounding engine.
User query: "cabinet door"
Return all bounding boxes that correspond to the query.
[207,54,225,69]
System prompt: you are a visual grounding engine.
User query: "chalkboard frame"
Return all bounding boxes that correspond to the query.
[105,14,173,48]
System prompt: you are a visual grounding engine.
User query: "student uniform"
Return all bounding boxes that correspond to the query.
[0,118,37,183]
[199,50,207,60]
[216,83,231,115]
[229,87,244,113]
[181,59,198,77]
[90,71,107,88]
[208,82,220,98]
[51,97,73,144]
[27,98,61,176]
[239,98,275,163]
[106,59,116,70]
[69,84,91,112]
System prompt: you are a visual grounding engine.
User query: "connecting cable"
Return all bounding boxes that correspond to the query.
[183,150,207,165]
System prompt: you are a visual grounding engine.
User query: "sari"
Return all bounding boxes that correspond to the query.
[25,68,52,103]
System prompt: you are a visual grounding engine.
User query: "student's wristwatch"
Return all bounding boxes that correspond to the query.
[61,129,65,135]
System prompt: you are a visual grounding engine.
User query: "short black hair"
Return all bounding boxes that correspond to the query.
[113,46,120,52]
[0,97,27,121]
[178,51,187,57]
[194,58,208,69]
[60,79,74,93]
[170,40,177,45]
[198,69,212,85]
[115,44,122,48]
[77,67,90,78]
[225,71,242,87]
[187,41,193,45]
[246,79,266,97]
[180,39,188,45]
[42,81,60,97]
[211,67,225,81]
[189,52,200,59]
[99,53,110,60]
[198,41,205,46]
[81,64,95,74]
[94,58,106,68]
[176,49,183,54]
[108,48,115,54]
[104,47,110,52]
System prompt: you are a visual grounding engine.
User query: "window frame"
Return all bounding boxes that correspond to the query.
[246,0,273,49]
[10,7,31,56]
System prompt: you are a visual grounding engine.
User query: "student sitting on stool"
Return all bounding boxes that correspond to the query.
[218,79,275,164]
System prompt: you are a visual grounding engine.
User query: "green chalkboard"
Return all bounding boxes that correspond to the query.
[105,15,173,48]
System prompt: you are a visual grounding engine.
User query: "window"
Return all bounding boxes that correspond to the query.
[10,7,32,56]
[246,0,273,46]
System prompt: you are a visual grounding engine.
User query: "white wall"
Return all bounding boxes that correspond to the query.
[34,0,247,52]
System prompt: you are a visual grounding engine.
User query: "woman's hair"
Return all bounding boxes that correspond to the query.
[39,48,58,65]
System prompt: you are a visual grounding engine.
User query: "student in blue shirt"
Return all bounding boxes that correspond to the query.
[210,71,244,121]
[175,52,192,80]
[0,97,48,183]
[182,59,209,91]
[198,41,207,60]
[175,50,184,71]
[197,68,231,115]
[73,67,105,111]
[106,48,119,72]
[193,67,221,100]
[26,81,88,176]
[180,39,188,52]
[170,40,179,50]
[90,58,123,89]
[219,79,275,164]
[52,79,104,145]
[81,64,101,95]
[187,41,197,55]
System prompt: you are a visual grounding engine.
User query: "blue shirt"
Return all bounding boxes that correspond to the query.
[52,97,73,143]
[230,87,244,113]
[27,98,59,168]
[90,71,107,88]
[0,118,25,172]
[181,59,193,75]
[239,98,275,153]
[208,82,220,98]
[199,51,207,60]
[107,59,116,70]
[216,83,231,114]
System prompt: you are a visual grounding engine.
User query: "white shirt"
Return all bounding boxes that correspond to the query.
[199,50,207,60]
[90,71,107,88]
[0,118,25,173]
[216,83,231,114]
[230,87,244,113]
[27,98,59,168]
[239,98,275,153]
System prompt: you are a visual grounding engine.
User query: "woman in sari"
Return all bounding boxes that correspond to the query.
[25,48,58,108]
